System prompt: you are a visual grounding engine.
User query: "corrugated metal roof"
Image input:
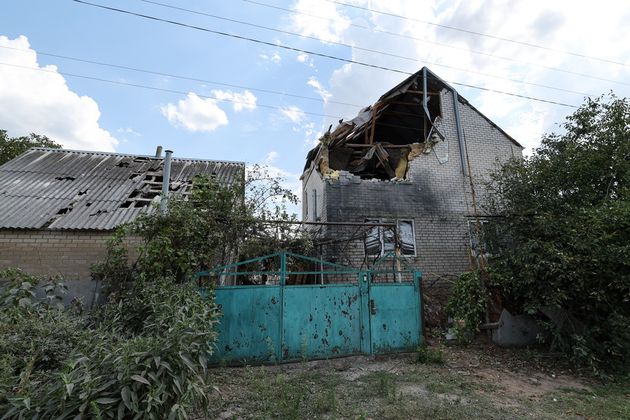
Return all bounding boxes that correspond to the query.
[0,148,245,230]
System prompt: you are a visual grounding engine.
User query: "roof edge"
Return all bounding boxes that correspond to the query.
[28,147,247,165]
[422,67,524,149]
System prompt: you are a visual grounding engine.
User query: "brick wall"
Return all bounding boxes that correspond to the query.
[0,229,139,281]
[302,88,522,312]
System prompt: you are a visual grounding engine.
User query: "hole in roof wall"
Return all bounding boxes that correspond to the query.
[55,176,76,181]
[312,73,445,182]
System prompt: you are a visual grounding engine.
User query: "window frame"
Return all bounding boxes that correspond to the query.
[364,218,417,257]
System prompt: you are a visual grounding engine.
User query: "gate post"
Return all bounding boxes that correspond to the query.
[415,271,425,344]
[278,252,287,362]
[358,271,372,355]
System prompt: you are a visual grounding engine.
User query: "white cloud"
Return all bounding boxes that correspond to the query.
[259,51,282,64]
[117,127,141,137]
[161,92,228,132]
[296,52,315,67]
[307,77,332,103]
[279,106,306,123]
[212,89,257,112]
[290,0,351,43]
[0,35,118,151]
[290,0,630,150]
[265,150,279,163]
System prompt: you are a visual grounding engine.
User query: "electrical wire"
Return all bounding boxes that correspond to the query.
[0,44,364,109]
[137,0,601,97]
[0,61,342,119]
[72,0,579,108]
[0,62,466,130]
[326,0,628,67]
[243,0,630,86]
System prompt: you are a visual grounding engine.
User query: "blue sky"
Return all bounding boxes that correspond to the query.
[2,0,630,211]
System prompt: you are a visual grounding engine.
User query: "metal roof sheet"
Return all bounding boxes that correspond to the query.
[0,148,244,230]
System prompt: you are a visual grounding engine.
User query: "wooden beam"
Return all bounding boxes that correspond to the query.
[406,90,440,96]
[368,103,379,145]
[345,143,412,149]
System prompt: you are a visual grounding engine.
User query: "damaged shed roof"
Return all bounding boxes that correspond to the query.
[0,148,244,230]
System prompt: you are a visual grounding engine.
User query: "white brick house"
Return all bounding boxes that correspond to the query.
[301,67,522,297]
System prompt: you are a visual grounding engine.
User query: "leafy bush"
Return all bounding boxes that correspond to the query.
[485,94,630,373]
[446,270,487,342]
[1,163,304,418]
[0,271,87,381]
[1,276,218,419]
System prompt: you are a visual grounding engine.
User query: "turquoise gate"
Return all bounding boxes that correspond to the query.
[198,252,422,364]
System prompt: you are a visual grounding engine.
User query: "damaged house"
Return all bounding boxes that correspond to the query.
[302,67,523,292]
[0,147,244,303]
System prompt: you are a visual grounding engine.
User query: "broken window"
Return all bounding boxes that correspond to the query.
[365,219,381,255]
[365,219,416,256]
[312,189,319,221]
[398,220,416,256]
[468,219,499,257]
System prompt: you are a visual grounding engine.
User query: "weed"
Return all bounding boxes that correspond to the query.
[313,387,337,414]
[415,344,445,365]
[373,372,398,402]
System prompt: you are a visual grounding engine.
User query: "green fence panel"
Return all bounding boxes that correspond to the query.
[282,284,363,361]
[212,285,282,364]
[203,253,423,364]
[368,274,422,354]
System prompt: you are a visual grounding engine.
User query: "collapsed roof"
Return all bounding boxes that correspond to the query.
[0,148,244,230]
[303,67,520,181]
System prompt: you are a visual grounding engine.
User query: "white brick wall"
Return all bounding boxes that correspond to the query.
[302,88,522,294]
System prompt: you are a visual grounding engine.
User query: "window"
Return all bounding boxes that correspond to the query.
[312,189,319,221]
[365,219,416,256]
[398,220,415,256]
[303,190,308,220]
[468,219,498,257]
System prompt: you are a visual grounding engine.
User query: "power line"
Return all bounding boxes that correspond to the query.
[0,62,452,130]
[243,0,630,87]
[326,0,628,67]
[137,0,600,97]
[72,0,578,108]
[0,61,341,119]
[0,44,364,109]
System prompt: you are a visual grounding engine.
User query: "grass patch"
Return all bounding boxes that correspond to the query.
[539,378,630,419]
[203,358,628,419]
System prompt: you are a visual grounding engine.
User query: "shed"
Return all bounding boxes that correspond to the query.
[0,147,244,303]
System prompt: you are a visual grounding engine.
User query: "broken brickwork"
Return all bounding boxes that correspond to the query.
[302,68,523,313]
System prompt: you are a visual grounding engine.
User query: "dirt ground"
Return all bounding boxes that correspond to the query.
[201,339,629,419]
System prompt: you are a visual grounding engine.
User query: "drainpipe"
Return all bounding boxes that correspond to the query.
[422,67,429,123]
[452,90,469,177]
[160,149,173,214]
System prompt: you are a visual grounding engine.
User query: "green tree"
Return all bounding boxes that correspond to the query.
[486,93,630,372]
[0,129,61,165]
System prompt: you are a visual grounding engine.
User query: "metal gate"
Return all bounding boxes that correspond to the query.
[198,252,422,364]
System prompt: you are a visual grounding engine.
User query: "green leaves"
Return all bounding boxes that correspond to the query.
[486,93,630,373]
[0,129,61,165]
[1,272,219,419]
[446,271,488,342]
[130,375,150,386]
